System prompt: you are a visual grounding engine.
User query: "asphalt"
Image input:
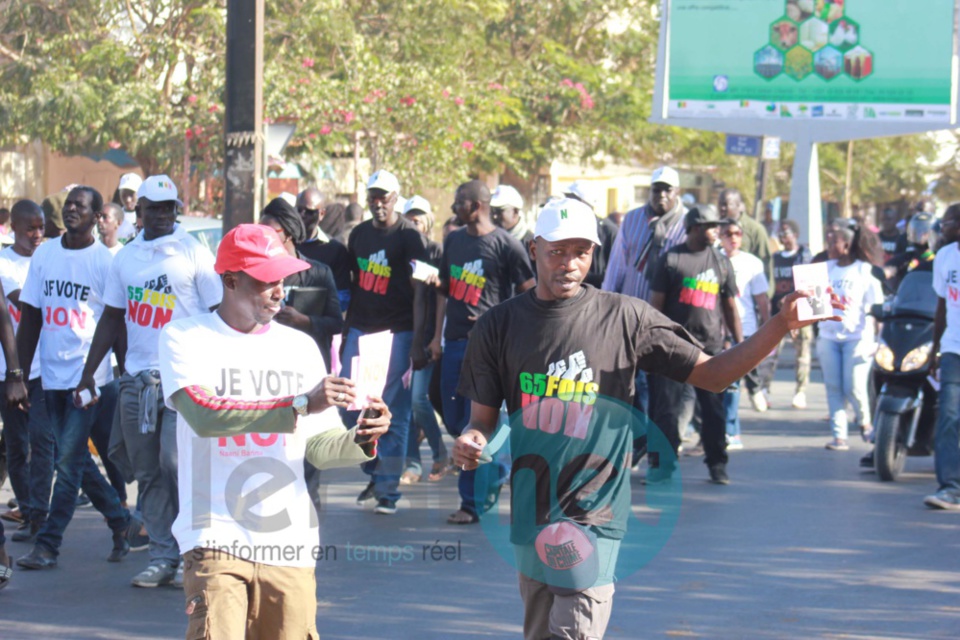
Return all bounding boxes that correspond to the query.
[2,352,958,639]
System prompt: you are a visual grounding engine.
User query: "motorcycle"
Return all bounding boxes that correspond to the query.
[869,269,939,481]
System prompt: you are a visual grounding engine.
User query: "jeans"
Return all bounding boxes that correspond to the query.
[405,362,447,475]
[441,339,507,515]
[649,374,727,468]
[113,373,180,566]
[934,353,960,491]
[89,380,126,503]
[816,338,873,441]
[723,380,741,438]
[36,389,130,555]
[0,378,55,525]
[339,329,413,504]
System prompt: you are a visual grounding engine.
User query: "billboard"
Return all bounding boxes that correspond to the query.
[666,0,957,123]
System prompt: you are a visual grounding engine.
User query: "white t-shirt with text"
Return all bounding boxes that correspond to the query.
[19,239,114,389]
[819,260,883,343]
[159,313,341,568]
[0,248,41,380]
[104,225,221,375]
[934,242,960,356]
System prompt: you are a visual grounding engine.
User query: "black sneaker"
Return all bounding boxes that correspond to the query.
[17,545,57,570]
[76,493,92,508]
[374,499,397,515]
[12,521,42,544]
[108,531,130,563]
[708,464,730,485]
[859,451,875,469]
[356,481,376,505]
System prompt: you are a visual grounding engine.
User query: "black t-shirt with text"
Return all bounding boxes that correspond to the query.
[346,217,429,333]
[458,285,702,543]
[441,227,534,342]
[878,230,907,263]
[772,246,812,312]
[651,245,737,355]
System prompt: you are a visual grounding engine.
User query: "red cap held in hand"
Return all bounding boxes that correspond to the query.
[215,224,310,282]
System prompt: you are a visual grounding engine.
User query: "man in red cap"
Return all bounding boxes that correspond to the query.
[159,224,391,638]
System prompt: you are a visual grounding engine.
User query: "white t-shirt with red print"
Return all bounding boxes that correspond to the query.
[103,225,221,375]
[20,238,114,390]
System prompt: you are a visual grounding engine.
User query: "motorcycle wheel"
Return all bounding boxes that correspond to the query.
[874,410,907,481]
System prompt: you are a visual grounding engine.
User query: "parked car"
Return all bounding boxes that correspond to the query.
[177,216,223,255]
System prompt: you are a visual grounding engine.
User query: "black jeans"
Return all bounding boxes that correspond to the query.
[648,374,728,468]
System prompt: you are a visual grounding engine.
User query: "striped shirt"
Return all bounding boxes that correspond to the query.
[602,203,688,302]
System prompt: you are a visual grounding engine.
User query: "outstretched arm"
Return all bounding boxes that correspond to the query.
[687,291,841,393]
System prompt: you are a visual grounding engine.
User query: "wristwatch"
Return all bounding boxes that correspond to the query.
[292,394,309,417]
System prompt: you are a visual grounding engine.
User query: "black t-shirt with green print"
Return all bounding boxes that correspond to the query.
[458,285,702,543]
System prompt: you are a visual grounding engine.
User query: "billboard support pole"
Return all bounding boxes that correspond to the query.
[790,136,824,255]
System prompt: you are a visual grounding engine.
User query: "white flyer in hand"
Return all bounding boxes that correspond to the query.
[792,263,833,321]
[348,330,393,410]
[410,260,439,282]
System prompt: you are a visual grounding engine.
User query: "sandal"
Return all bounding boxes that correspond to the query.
[446,509,479,525]
[427,460,452,482]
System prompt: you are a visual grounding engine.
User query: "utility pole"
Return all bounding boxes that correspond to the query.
[222,0,264,232]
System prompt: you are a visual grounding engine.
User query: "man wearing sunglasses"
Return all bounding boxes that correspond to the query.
[296,187,352,312]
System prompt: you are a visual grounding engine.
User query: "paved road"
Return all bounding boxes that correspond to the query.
[2,361,959,639]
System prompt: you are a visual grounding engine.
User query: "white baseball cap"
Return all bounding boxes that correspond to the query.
[118,173,143,193]
[490,184,524,210]
[394,195,407,214]
[534,198,601,245]
[563,180,598,211]
[367,169,401,195]
[137,174,183,206]
[404,195,433,216]
[651,166,680,187]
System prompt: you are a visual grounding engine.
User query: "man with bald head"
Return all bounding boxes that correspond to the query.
[97,203,125,256]
[341,169,431,515]
[296,187,352,310]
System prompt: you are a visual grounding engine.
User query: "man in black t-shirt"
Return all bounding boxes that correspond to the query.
[296,187,353,312]
[451,198,835,640]
[434,180,535,525]
[878,206,907,264]
[649,205,742,484]
[341,170,430,515]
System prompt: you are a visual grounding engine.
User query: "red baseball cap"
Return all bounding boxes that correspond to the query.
[215,224,310,282]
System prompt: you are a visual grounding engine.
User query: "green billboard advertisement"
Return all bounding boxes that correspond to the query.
[666,0,956,123]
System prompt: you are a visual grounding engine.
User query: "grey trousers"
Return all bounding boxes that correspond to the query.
[111,372,180,566]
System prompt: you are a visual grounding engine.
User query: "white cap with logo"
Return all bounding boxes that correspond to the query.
[534,198,601,245]
[404,195,433,216]
[118,173,143,193]
[650,166,680,187]
[562,180,598,211]
[367,169,401,195]
[490,184,524,210]
[394,195,407,214]
[137,174,183,206]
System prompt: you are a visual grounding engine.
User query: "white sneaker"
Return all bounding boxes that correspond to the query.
[792,392,807,409]
[726,435,744,450]
[749,391,768,413]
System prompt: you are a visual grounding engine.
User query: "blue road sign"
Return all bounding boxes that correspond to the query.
[725,135,761,157]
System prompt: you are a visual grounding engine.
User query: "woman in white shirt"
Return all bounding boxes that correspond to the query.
[817,221,884,451]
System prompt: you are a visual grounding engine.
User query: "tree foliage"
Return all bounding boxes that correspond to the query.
[0,0,947,205]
